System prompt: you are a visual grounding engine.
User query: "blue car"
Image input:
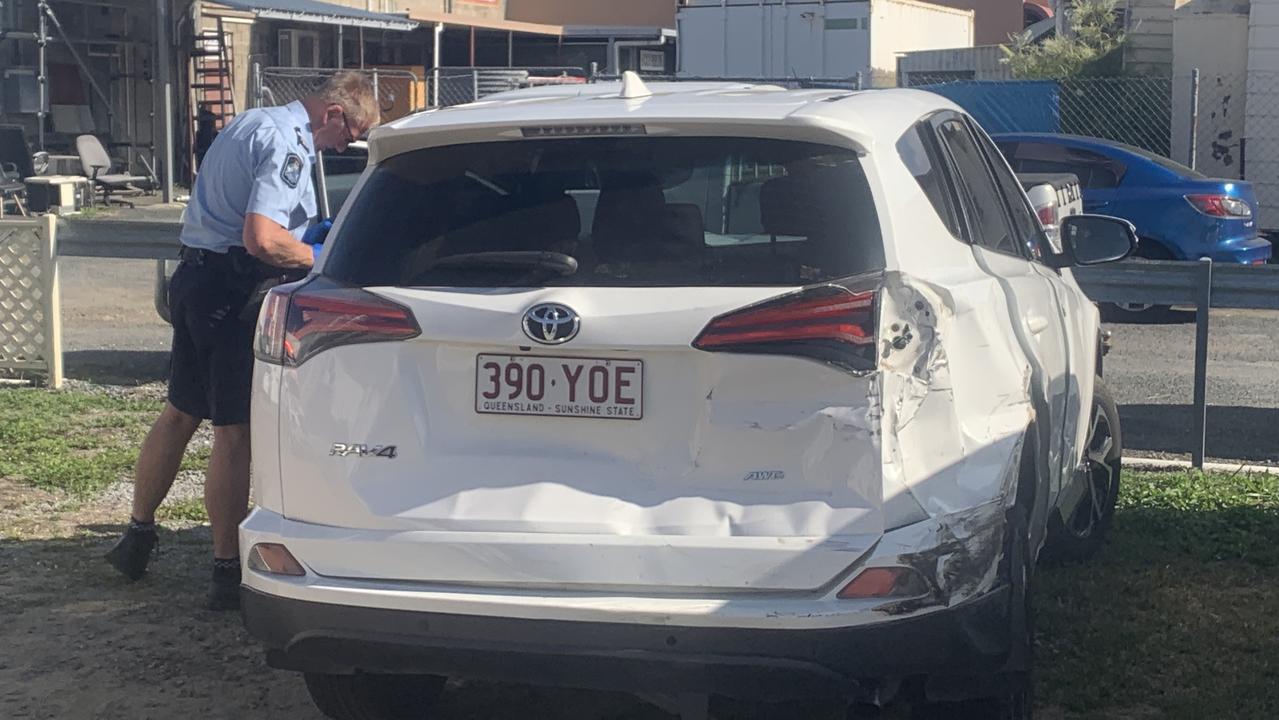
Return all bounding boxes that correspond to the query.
[993,133,1272,265]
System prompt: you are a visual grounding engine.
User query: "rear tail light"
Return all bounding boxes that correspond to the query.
[1035,205,1056,227]
[692,285,877,373]
[837,566,929,600]
[1185,194,1252,218]
[255,280,420,367]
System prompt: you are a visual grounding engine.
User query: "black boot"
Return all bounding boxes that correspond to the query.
[206,559,242,611]
[104,521,160,581]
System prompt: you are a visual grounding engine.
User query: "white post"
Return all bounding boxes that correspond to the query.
[156,0,174,202]
[42,214,63,389]
[432,22,443,107]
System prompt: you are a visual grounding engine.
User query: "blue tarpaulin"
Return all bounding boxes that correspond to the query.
[919,80,1062,135]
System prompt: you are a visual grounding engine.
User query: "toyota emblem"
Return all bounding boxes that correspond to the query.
[522,303,580,345]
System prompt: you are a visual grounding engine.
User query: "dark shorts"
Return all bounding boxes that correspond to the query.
[166,260,258,427]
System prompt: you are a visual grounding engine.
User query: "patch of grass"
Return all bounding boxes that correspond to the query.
[1036,469,1279,719]
[179,445,213,472]
[0,388,158,497]
[157,497,208,523]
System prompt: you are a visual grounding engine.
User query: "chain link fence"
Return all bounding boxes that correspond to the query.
[254,66,425,123]
[255,66,590,112]
[594,73,1176,157]
[1238,71,1279,231]
[902,75,1175,158]
[427,67,588,108]
[592,74,866,91]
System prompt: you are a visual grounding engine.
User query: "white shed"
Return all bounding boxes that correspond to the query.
[676,0,973,85]
[1247,0,1279,229]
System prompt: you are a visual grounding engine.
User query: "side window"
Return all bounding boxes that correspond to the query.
[968,120,1048,262]
[935,118,1019,255]
[1013,142,1125,189]
[994,141,1019,170]
[897,123,962,239]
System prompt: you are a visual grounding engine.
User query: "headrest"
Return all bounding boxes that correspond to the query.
[439,193,581,255]
[591,175,666,262]
[760,175,814,238]
[662,203,705,250]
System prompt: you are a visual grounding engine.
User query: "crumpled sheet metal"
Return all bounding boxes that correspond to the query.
[874,497,1009,610]
[878,272,1035,522]
[858,272,1035,607]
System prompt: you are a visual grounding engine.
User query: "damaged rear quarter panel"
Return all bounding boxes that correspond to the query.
[877,272,1034,520]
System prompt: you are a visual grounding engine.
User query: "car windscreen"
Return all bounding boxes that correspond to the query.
[322,136,884,288]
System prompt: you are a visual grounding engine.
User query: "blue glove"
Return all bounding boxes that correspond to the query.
[302,218,332,247]
[312,242,323,263]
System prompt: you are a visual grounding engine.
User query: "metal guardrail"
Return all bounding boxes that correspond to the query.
[46,222,1277,466]
[56,218,181,259]
[1073,259,1279,310]
[1074,259,1279,467]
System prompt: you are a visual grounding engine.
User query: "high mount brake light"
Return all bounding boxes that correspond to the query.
[520,124,647,138]
[254,283,420,367]
[692,286,877,373]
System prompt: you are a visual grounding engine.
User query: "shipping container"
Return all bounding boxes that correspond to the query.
[677,0,973,83]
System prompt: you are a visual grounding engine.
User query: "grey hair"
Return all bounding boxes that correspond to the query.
[316,71,379,129]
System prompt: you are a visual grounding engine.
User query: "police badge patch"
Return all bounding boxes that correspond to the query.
[281,153,304,188]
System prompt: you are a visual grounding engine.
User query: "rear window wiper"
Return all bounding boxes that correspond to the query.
[418,251,579,284]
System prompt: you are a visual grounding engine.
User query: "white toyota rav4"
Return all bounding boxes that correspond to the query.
[240,75,1134,719]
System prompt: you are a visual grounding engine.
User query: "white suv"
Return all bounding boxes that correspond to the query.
[240,75,1134,719]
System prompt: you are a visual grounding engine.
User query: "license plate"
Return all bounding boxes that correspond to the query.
[475,354,643,420]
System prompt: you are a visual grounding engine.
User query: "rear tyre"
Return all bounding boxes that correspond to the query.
[913,506,1034,720]
[1102,241,1173,322]
[304,672,447,720]
[1043,378,1122,564]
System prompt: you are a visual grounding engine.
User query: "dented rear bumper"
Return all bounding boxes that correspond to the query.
[242,580,1015,702]
[241,495,1021,701]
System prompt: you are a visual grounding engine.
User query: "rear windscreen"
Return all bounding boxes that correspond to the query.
[323,137,883,288]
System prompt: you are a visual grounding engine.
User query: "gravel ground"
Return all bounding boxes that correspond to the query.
[1103,306,1279,464]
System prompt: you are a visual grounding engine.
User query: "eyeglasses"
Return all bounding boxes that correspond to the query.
[339,111,359,144]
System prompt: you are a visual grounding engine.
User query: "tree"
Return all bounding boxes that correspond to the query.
[1002,0,1126,79]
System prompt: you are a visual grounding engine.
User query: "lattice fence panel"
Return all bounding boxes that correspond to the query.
[0,216,61,387]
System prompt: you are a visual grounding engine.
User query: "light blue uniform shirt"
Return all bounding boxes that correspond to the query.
[181,101,317,252]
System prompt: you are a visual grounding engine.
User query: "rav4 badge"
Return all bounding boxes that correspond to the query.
[330,443,398,459]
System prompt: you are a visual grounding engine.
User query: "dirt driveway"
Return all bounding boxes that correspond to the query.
[0,479,680,720]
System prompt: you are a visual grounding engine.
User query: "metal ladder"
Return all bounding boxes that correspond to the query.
[189,17,236,170]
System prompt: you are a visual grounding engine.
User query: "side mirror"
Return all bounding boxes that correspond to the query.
[1053,214,1137,267]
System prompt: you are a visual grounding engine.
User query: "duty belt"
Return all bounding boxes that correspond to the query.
[179,245,286,280]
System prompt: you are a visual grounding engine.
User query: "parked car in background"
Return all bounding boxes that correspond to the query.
[993,133,1271,264]
[1019,172,1083,251]
[239,78,1137,720]
[994,133,1271,318]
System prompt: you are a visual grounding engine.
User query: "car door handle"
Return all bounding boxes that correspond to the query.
[1027,313,1050,335]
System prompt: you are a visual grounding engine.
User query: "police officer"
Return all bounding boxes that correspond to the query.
[105,72,377,610]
